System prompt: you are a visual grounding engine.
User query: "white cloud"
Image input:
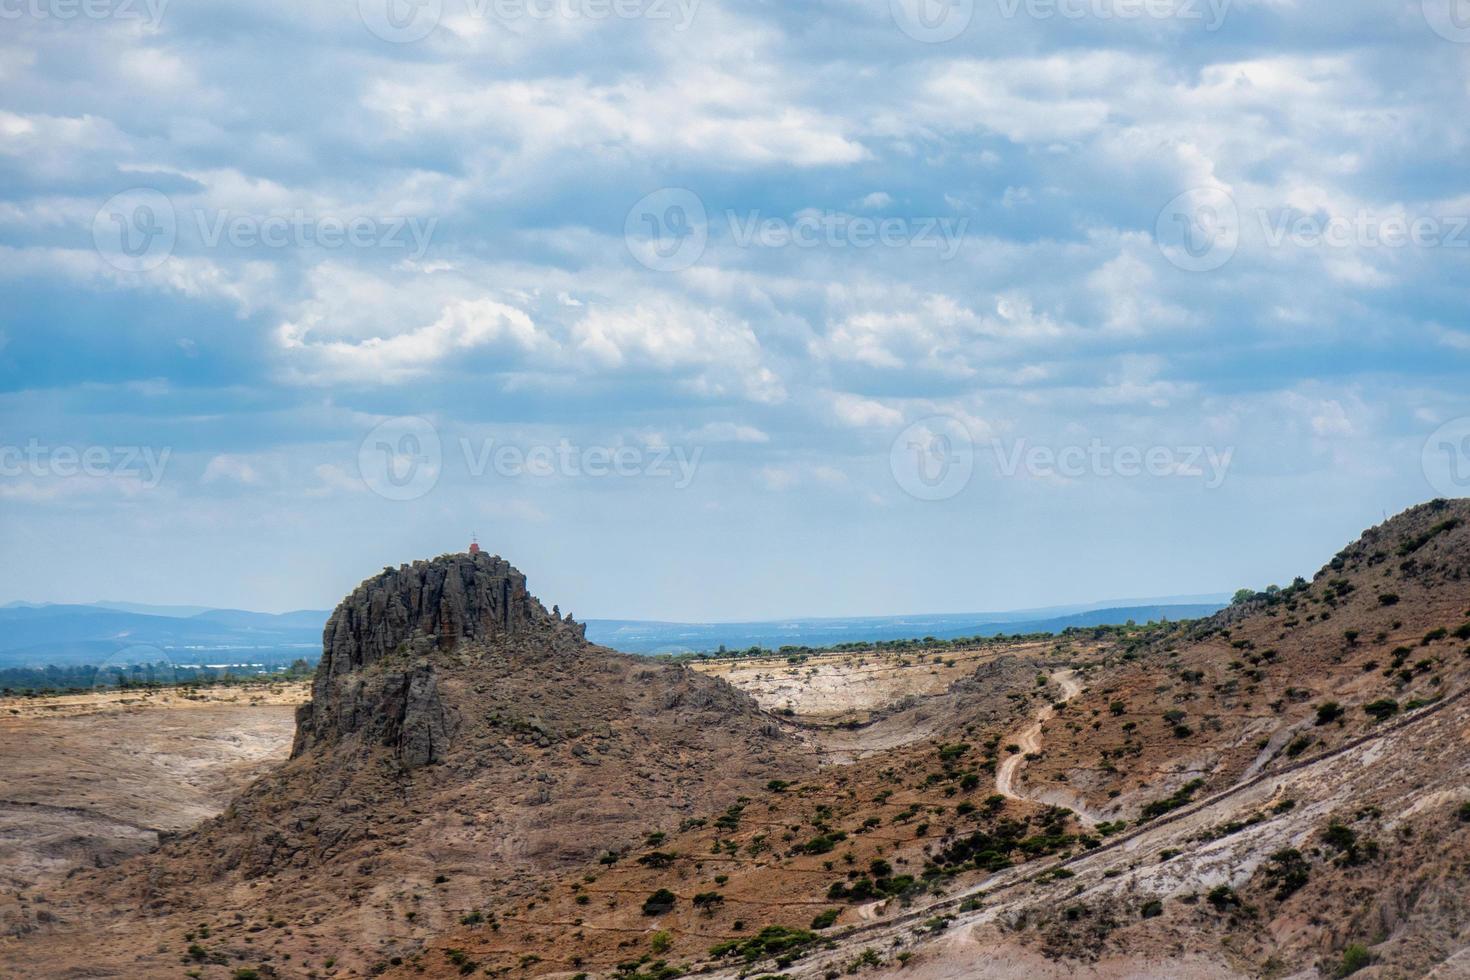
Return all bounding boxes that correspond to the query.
[688,422,771,444]
[201,455,263,485]
[277,298,546,385]
[827,392,903,430]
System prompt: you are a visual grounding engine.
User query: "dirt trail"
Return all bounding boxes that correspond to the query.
[993,669,1090,819]
[701,684,1470,980]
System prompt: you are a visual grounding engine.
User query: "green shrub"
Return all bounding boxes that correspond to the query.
[1363,699,1398,722]
[709,925,817,963]
[1140,779,1205,820]
[810,908,840,930]
[1336,943,1371,976]
[1205,885,1238,910]
[642,889,677,916]
[1262,848,1310,900]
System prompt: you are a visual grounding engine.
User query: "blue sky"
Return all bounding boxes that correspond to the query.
[1,0,1468,619]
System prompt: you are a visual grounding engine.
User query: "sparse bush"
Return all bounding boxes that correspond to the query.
[1205,885,1238,910]
[693,891,724,913]
[641,889,677,916]
[1336,943,1371,976]
[810,908,840,930]
[709,925,817,963]
[1363,699,1398,722]
[1262,848,1310,900]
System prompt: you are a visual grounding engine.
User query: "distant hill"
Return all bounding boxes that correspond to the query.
[0,604,323,668]
[582,602,1227,654]
[0,596,1228,668]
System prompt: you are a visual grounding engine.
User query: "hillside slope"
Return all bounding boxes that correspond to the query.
[0,551,811,977]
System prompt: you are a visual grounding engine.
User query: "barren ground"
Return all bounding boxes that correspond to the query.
[0,683,307,888]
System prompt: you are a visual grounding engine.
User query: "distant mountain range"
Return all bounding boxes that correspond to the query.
[0,595,1229,667]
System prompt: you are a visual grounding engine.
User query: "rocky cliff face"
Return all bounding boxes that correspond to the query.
[292,552,583,765]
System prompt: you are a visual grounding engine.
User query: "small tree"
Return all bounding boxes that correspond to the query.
[642,889,677,916]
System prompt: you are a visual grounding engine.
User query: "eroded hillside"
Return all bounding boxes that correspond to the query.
[3,502,1469,979]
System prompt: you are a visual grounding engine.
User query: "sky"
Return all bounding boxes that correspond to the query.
[1,0,1468,620]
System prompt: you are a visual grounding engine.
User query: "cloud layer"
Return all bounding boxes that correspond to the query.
[0,0,1467,617]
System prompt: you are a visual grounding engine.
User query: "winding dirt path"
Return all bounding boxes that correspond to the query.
[993,669,1081,804]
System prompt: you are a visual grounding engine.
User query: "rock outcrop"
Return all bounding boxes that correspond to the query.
[291,552,584,764]
[34,547,814,975]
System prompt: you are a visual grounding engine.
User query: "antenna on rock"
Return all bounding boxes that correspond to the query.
[468,533,481,555]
